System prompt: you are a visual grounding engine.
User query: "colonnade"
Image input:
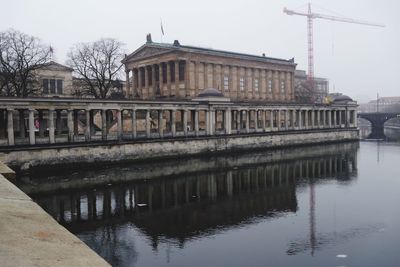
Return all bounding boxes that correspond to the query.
[125,60,294,102]
[0,101,358,146]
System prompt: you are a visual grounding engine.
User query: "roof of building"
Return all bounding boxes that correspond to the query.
[330,93,354,103]
[39,61,74,71]
[124,38,296,66]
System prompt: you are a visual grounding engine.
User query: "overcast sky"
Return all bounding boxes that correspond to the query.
[1,0,398,102]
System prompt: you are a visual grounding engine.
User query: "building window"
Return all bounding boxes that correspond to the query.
[57,80,63,94]
[43,79,63,94]
[50,79,56,94]
[254,78,259,91]
[268,79,272,93]
[223,76,229,91]
[239,78,245,91]
[280,81,285,94]
[43,79,49,94]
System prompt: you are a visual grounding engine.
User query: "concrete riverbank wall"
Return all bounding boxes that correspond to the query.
[0,171,110,266]
[0,128,359,171]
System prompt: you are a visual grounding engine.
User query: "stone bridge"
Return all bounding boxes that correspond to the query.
[358,112,400,139]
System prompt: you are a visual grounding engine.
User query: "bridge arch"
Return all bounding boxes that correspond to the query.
[357,112,399,139]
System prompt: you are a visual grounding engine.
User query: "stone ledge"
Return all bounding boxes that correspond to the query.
[0,174,110,267]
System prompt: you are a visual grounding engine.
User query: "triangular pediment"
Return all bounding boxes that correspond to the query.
[124,44,175,63]
[39,61,73,72]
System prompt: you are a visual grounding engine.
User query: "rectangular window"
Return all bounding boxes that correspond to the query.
[280,81,285,94]
[239,78,245,91]
[254,78,259,91]
[57,80,63,94]
[268,80,272,93]
[43,79,49,94]
[223,76,229,91]
[50,79,56,94]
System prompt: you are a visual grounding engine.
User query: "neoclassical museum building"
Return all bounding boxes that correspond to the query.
[122,36,296,102]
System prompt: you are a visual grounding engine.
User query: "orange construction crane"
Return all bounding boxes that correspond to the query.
[284,3,384,91]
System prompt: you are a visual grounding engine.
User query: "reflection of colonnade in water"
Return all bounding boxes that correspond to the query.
[33,150,357,240]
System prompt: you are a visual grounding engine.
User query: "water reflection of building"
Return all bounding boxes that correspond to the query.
[28,143,358,257]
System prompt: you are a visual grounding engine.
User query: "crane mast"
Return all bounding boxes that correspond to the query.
[284,3,384,98]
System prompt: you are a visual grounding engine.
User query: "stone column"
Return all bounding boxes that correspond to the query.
[346,109,351,127]
[353,110,358,127]
[151,65,156,98]
[138,68,142,97]
[322,110,326,128]
[117,109,122,140]
[277,110,281,130]
[262,110,266,132]
[194,110,199,136]
[270,110,274,131]
[291,110,295,130]
[255,110,259,131]
[327,110,331,128]
[158,110,164,138]
[131,109,137,139]
[245,110,250,133]
[132,69,137,97]
[171,110,176,137]
[332,110,336,127]
[183,109,188,136]
[206,110,210,135]
[38,110,45,138]
[304,110,309,129]
[299,110,303,130]
[7,109,14,146]
[338,110,342,128]
[225,109,231,134]
[85,109,91,141]
[101,109,107,140]
[284,110,289,130]
[49,109,55,144]
[145,109,151,138]
[125,69,130,98]
[144,66,149,98]
[237,110,241,132]
[316,110,321,128]
[210,110,215,135]
[67,109,74,142]
[175,61,179,96]
[166,62,171,96]
[158,63,163,96]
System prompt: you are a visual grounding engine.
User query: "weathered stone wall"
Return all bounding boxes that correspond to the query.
[0,129,359,170]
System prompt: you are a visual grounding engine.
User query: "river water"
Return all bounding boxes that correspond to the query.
[18,127,400,267]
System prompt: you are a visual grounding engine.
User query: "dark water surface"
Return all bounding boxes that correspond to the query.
[19,137,400,266]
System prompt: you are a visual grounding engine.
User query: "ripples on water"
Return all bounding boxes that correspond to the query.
[18,130,400,267]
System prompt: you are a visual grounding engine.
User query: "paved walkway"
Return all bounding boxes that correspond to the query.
[0,171,110,267]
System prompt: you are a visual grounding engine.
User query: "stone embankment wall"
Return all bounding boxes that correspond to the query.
[0,129,359,170]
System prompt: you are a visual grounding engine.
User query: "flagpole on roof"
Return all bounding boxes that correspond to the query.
[160,18,165,43]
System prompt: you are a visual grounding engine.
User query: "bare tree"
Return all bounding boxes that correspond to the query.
[67,38,125,99]
[294,81,314,103]
[0,29,51,97]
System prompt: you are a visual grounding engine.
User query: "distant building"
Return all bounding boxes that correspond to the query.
[294,70,329,103]
[358,96,400,113]
[36,61,125,98]
[122,36,297,102]
[36,61,74,97]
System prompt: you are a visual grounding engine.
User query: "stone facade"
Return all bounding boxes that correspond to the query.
[35,61,74,97]
[122,39,296,102]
